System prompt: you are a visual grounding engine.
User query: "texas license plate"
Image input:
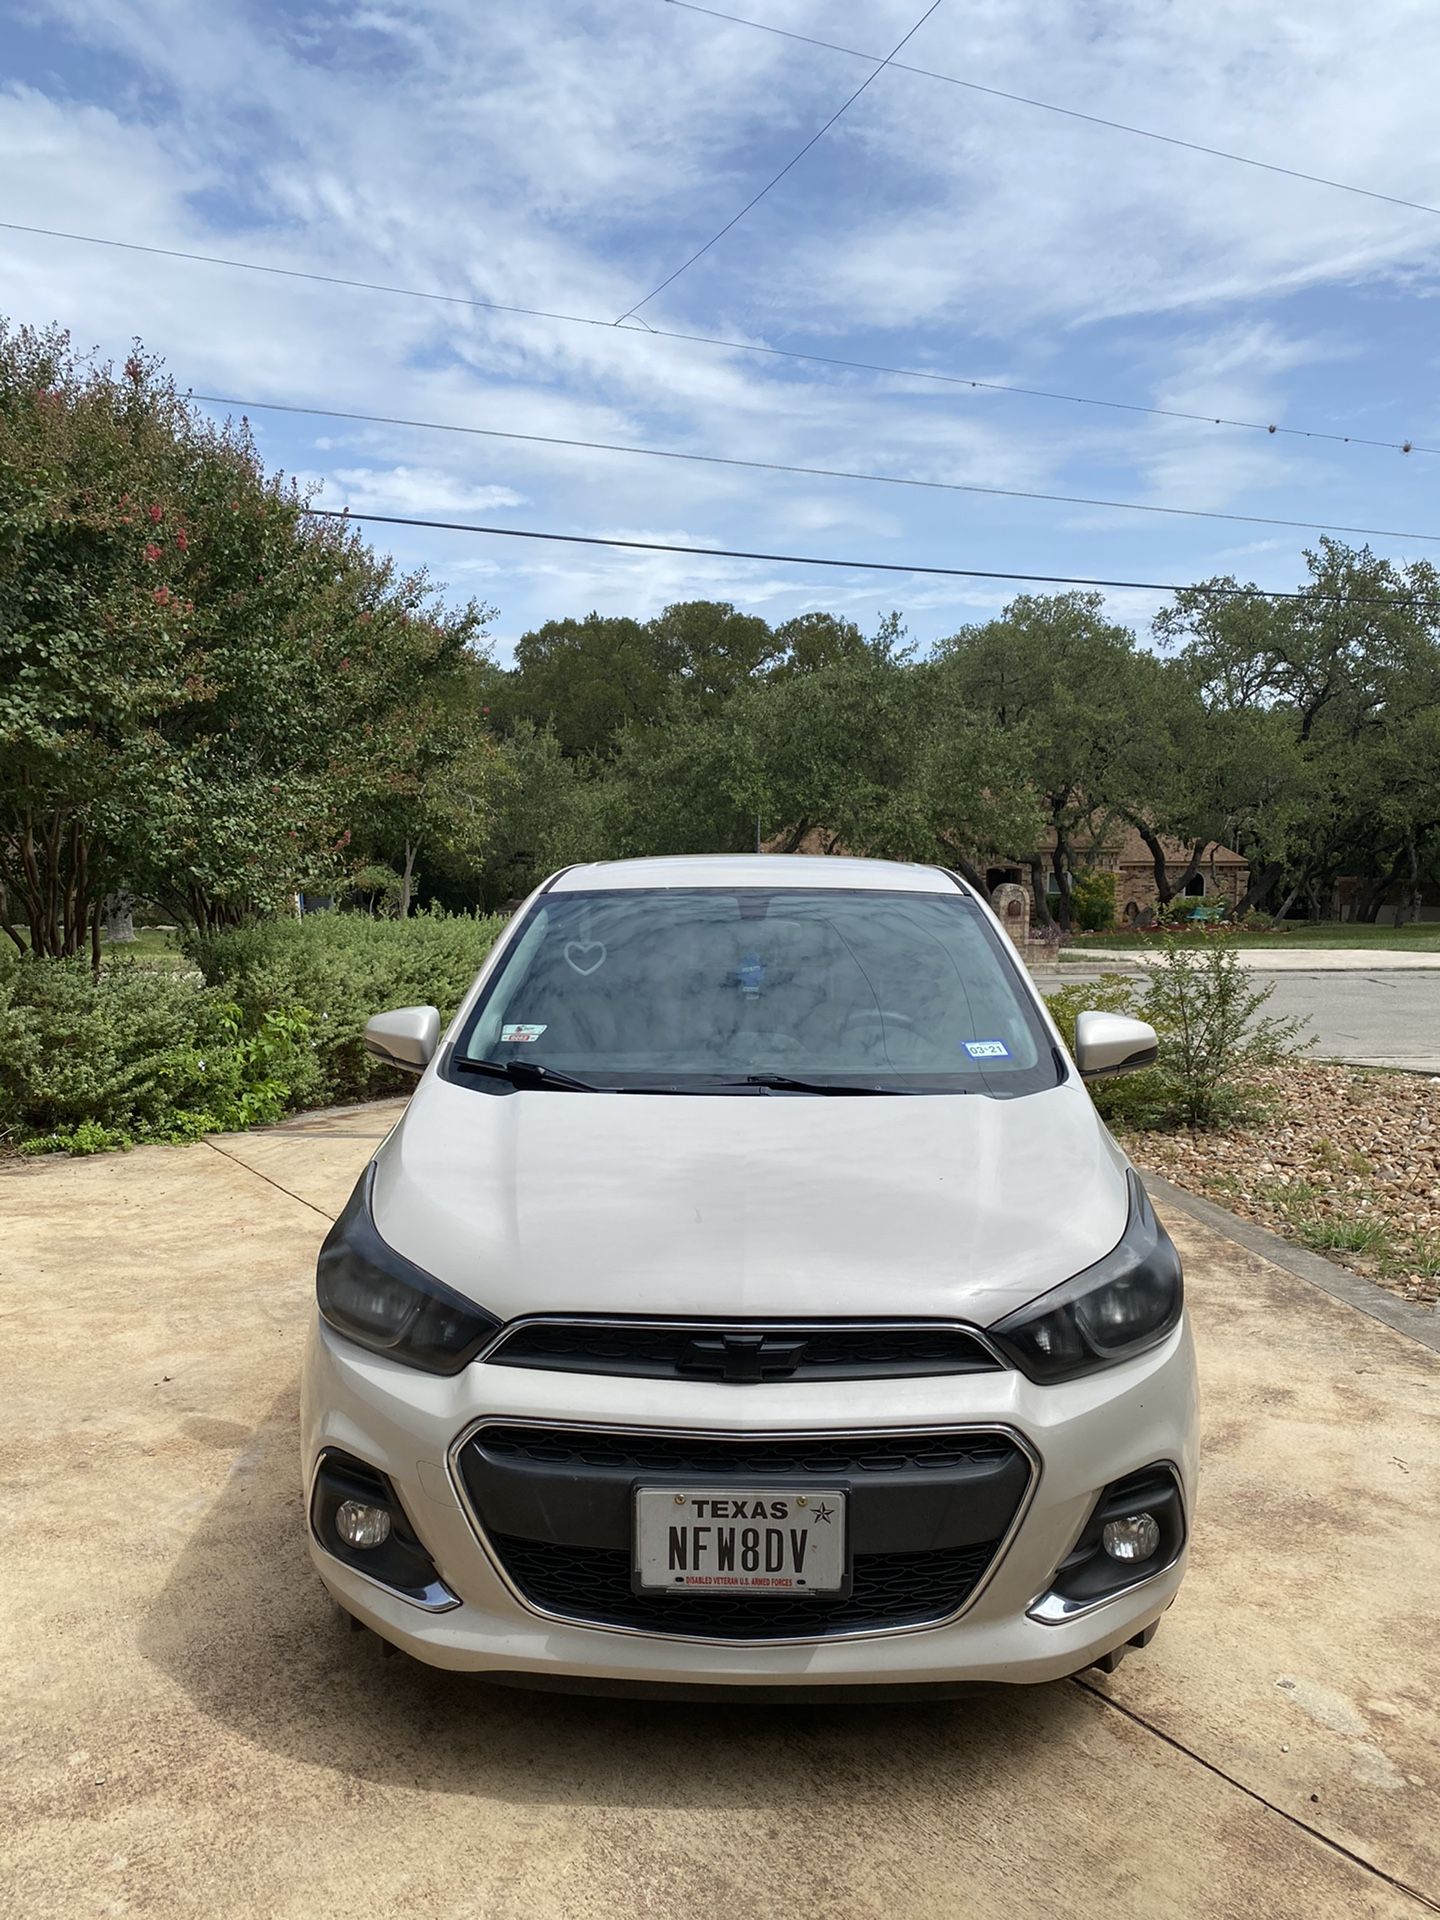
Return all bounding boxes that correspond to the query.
[633,1486,848,1594]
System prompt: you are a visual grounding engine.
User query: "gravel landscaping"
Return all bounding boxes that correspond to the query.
[1126,1061,1440,1308]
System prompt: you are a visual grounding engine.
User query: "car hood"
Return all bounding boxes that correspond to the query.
[370,1074,1131,1329]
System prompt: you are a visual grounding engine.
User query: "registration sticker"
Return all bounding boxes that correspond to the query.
[964,1039,1010,1059]
[501,1023,547,1043]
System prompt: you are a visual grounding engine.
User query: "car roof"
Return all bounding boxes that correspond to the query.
[547,855,965,894]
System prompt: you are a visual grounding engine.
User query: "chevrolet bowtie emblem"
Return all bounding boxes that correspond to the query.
[677,1331,810,1383]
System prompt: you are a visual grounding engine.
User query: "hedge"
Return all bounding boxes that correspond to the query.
[0,910,505,1155]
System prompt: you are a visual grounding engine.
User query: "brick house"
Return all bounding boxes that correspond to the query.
[986,823,1250,923]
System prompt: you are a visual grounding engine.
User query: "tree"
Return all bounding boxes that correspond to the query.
[935,594,1151,929]
[646,600,778,714]
[0,320,495,952]
[334,596,497,916]
[1155,541,1440,918]
[509,612,667,756]
[612,649,1040,884]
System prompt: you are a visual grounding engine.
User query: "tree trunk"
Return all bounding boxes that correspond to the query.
[1131,819,1177,907]
[103,889,136,942]
[0,800,101,957]
[1354,856,1402,923]
[1234,860,1284,917]
[1029,863,1055,932]
[1393,833,1420,930]
[90,897,102,979]
[1050,836,1073,933]
[947,854,991,900]
[1170,839,1209,899]
[399,841,418,919]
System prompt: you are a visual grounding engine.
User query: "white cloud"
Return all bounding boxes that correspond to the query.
[2,0,1437,645]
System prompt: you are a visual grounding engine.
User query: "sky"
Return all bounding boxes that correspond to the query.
[3,0,1440,663]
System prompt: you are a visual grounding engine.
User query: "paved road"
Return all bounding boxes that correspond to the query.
[2,1104,1437,1918]
[1040,967,1440,1073]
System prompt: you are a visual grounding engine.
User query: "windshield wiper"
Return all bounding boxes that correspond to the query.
[725,1072,917,1096]
[452,1056,604,1092]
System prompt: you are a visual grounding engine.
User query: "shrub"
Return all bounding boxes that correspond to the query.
[1069,869,1117,932]
[1045,940,1306,1130]
[0,955,298,1153]
[1140,938,1304,1127]
[0,909,506,1154]
[186,908,506,1107]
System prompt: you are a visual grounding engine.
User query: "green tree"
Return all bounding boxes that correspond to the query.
[0,320,494,950]
[1155,541,1440,919]
[935,594,1149,929]
[509,612,666,756]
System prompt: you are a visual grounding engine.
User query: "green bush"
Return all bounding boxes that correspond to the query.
[186,909,506,1107]
[1069,869,1117,932]
[0,909,505,1154]
[1046,940,1305,1130]
[0,955,301,1153]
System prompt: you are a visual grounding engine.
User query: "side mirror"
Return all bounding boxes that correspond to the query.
[363,1005,440,1074]
[1074,1010,1158,1079]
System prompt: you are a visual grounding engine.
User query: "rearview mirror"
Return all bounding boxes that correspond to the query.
[363,1005,441,1074]
[1073,1011,1158,1079]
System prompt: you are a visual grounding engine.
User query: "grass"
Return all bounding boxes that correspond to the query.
[102,928,186,966]
[5,926,187,968]
[1063,920,1440,953]
[1252,1176,1436,1275]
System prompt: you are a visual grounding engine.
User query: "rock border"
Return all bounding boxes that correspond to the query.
[1144,1173,1440,1354]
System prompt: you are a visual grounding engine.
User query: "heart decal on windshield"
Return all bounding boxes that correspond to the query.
[563,939,607,976]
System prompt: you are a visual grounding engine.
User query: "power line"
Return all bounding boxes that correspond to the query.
[191,388,1440,545]
[666,0,1440,221]
[616,0,946,321]
[301,507,1440,608]
[4,218,1434,457]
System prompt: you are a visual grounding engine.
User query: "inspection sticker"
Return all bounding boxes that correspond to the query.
[501,1023,547,1043]
[963,1039,1010,1059]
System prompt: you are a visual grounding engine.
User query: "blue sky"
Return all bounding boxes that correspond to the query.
[4,0,1440,662]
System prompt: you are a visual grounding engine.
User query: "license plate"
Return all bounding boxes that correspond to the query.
[633,1486,848,1594]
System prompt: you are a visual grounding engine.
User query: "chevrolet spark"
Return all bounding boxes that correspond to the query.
[302,855,1197,1696]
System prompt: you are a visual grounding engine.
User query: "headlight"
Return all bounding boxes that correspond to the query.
[988,1172,1182,1382]
[316,1163,499,1373]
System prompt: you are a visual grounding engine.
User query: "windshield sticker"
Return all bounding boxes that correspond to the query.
[501,1022,547,1043]
[964,1039,1010,1059]
[563,939,607,976]
[735,952,765,996]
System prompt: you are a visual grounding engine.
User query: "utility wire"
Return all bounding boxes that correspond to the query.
[4,218,1434,457]
[192,388,1440,545]
[300,507,1440,609]
[616,0,946,322]
[667,0,1440,221]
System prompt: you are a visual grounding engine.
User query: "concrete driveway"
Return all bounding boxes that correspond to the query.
[2,1104,1437,1919]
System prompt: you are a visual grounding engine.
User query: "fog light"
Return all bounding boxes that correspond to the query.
[1102,1513,1161,1562]
[335,1499,392,1549]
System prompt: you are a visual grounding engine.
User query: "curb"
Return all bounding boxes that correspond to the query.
[1142,1173,1440,1354]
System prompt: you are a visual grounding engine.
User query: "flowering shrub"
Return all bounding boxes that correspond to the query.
[1,909,505,1154]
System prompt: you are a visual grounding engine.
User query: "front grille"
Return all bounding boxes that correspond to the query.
[471,1425,1019,1477]
[491,1534,1001,1638]
[457,1424,1032,1641]
[486,1319,1001,1383]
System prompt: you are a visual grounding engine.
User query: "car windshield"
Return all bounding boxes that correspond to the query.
[451,886,1060,1096]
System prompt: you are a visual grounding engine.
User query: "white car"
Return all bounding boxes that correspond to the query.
[302,855,1197,1698]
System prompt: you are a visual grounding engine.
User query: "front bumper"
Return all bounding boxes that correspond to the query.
[300,1315,1198,1687]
